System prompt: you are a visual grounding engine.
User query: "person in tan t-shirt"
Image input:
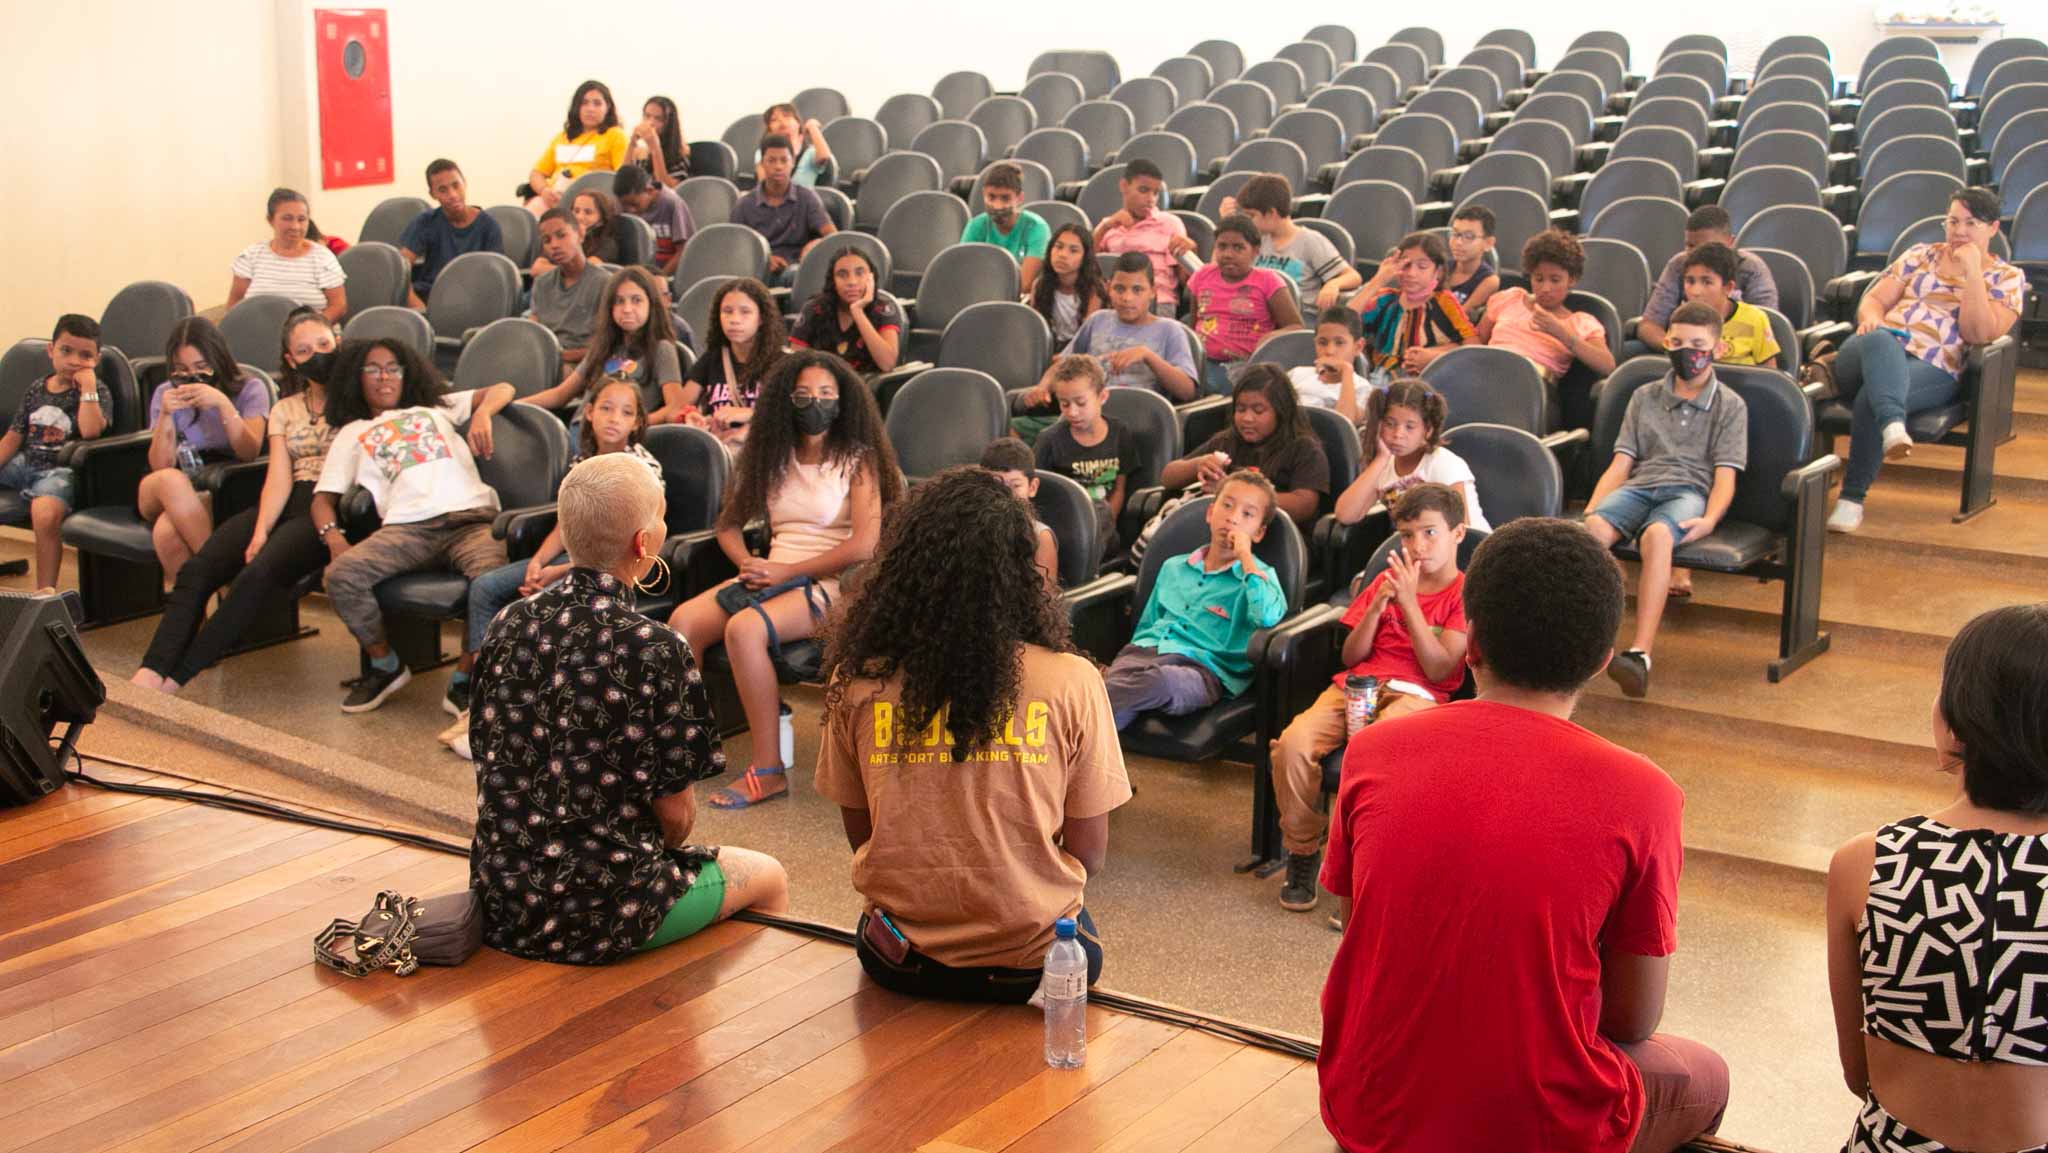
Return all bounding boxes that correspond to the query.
[814,466,1132,1001]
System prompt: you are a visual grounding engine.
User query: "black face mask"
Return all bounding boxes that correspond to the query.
[793,397,838,436]
[1667,347,1713,381]
[297,350,337,386]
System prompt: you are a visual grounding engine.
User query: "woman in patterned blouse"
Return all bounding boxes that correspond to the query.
[469,452,788,964]
[1827,187,2025,534]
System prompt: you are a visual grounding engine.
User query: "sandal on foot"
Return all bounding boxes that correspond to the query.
[707,767,789,809]
[1666,584,1693,602]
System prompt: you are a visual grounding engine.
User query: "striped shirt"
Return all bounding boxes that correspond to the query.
[230,242,345,308]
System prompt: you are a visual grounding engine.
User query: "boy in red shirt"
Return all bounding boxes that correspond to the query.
[1318,518,1727,1153]
[1269,483,1468,913]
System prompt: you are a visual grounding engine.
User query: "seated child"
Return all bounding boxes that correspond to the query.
[1029,223,1107,346]
[1347,232,1475,376]
[611,163,696,276]
[399,159,503,309]
[1102,469,1287,730]
[962,162,1052,293]
[979,437,1060,595]
[526,208,616,368]
[1289,307,1369,425]
[1680,242,1781,368]
[0,315,108,591]
[1224,174,1361,312]
[1033,356,1136,563]
[1092,158,1196,316]
[1155,365,1329,533]
[1066,254,1198,399]
[1188,214,1303,394]
[1584,301,1748,699]
[1333,377,1490,531]
[1268,482,1469,912]
[1445,204,1500,311]
[1476,229,1616,383]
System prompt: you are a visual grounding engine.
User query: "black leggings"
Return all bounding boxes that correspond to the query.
[141,483,328,684]
[853,908,1103,1004]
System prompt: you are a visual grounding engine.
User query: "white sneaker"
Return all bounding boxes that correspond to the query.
[1881,422,1913,461]
[1827,499,1864,534]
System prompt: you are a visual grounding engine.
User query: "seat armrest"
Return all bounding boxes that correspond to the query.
[1062,572,1138,664]
[1118,484,1168,549]
[1781,453,1844,500]
[1540,427,1591,451]
[205,457,273,520]
[492,502,560,560]
[664,527,737,601]
[870,362,932,413]
[60,430,155,508]
[1821,271,1880,323]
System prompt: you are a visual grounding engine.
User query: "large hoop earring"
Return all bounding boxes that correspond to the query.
[635,552,671,595]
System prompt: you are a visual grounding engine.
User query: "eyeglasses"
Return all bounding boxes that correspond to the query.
[360,365,406,381]
[790,391,837,407]
[1449,230,1487,243]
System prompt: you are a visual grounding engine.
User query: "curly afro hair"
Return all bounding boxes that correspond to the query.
[1520,228,1585,281]
[821,466,1072,760]
[1463,518,1623,692]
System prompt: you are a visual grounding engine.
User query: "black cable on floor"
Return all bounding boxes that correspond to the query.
[62,748,1321,1062]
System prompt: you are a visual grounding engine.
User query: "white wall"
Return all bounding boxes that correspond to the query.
[4,0,2041,340]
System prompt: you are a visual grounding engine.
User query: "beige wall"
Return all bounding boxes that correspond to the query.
[4,0,2041,341]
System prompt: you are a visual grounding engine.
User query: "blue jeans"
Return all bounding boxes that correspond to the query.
[1834,330,1958,502]
[1590,483,1707,546]
[0,458,76,510]
[1201,358,1236,396]
[767,263,798,289]
[467,550,565,652]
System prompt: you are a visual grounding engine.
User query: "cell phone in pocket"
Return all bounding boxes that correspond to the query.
[861,908,912,965]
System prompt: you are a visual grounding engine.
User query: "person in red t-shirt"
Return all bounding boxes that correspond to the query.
[1269,483,1469,914]
[1318,517,1728,1153]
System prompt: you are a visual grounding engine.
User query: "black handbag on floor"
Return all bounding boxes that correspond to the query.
[314,889,482,977]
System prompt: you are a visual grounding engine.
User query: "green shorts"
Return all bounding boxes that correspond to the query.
[637,859,727,951]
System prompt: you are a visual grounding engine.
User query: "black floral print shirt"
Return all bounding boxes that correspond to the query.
[469,567,725,964]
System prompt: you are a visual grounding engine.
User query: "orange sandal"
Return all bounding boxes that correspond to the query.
[707,767,789,809]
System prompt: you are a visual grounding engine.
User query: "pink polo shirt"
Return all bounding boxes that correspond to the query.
[1099,211,1188,308]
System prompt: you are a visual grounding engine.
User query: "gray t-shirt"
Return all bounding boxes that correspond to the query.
[1066,311,1197,394]
[1616,372,1749,494]
[1258,228,1348,306]
[528,262,615,352]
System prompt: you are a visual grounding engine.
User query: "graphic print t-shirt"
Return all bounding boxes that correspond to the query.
[9,378,82,472]
[315,389,499,524]
[1034,417,1136,503]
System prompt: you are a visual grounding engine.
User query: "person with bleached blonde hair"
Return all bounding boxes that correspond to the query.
[467,452,788,964]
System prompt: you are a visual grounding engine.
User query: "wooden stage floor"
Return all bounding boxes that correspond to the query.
[0,767,1341,1153]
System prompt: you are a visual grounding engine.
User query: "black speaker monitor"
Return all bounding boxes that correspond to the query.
[0,591,103,806]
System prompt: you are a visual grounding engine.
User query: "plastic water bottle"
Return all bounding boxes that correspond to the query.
[175,437,202,476]
[1344,674,1380,738]
[1042,917,1088,1068]
[777,703,795,768]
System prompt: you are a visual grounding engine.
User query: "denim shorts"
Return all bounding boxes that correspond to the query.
[1590,483,1705,546]
[0,458,76,511]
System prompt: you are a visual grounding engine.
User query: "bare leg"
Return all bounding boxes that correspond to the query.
[668,583,735,660]
[150,516,193,586]
[721,588,824,772]
[713,846,791,919]
[29,496,65,591]
[1632,525,1675,654]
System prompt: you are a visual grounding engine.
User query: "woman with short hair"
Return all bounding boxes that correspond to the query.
[470,452,788,963]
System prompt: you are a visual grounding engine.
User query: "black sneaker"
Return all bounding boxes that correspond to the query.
[1607,649,1651,699]
[1279,851,1321,912]
[444,677,471,717]
[341,663,412,713]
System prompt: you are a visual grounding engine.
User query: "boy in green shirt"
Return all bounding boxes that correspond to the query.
[961,162,1051,294]
[1101,470,1287,728]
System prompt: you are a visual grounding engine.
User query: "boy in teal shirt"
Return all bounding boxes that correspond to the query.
[961,161,1051,295]
[1102,471,1287,728]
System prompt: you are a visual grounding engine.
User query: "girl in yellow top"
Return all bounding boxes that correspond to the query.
[525,80,628,214]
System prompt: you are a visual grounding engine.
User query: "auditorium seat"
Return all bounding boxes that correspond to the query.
[884,368,1007,481]
[359,197,427,248]
[453,318,559,400]
[875,93,941,150]
[425,251,521,371]
[898,242,1018,360]
[853,152,944,233]
[343,305,436,359]
[218,294,300,374]
[1033,470,1103,589]
[1020,72,1085,130]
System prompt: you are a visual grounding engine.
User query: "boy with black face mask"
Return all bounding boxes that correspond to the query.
[1582,302,1748,699]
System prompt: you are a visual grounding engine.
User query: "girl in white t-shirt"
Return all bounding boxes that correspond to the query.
[1334,377,1490,532]
[310,338,517,714]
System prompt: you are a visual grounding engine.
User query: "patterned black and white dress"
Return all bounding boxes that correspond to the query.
[1846,815,2048,1152]
[468,568,726,964]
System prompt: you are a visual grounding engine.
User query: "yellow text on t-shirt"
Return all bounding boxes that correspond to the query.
[872,701,1050,750]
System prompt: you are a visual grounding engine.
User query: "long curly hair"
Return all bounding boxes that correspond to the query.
[700,277,787,391]
[718,350,902,531]
[324,338,447,426]
[822,466,1072,760]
